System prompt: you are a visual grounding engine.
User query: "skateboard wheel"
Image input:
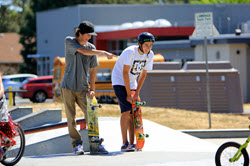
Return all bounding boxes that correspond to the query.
[142,101,146,105]
[91,137,96,142]
[98,105,102,108]
[139,133,143,138]
[100,138,104,142]
[91,106,95,110]
[145,134,149,138]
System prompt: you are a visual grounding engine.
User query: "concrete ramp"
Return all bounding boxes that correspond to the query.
[23,117,217,157]
[24,128,88,156]
[9,107,33,120]
[16,109,62,130]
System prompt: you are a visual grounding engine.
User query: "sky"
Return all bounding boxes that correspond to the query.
[0,0,22,11]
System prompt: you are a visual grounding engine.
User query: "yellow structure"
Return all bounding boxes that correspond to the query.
[9,86,13,105]
[53,54,164,103]
[53,57,65,102]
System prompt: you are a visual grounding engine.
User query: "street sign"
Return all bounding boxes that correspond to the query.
[195,12,213,37]
[194,12,213,128]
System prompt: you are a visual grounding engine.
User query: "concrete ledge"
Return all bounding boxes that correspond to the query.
[24,118,86,134]
[9,107,33,120]
[181,129,250,138]
[15,109,62,130]
[23,129,88,156]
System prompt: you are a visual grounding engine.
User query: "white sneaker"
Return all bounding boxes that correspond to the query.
[74,144,84,155]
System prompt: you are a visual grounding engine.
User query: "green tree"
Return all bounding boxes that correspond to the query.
[190,0,250,4]
[18,0,89,74]
[0,4,20,32]
[19,7,37,74]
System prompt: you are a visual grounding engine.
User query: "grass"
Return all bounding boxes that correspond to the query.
[8,102,250,130]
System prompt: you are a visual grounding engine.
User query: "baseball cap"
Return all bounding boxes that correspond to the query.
[78,21,97,36]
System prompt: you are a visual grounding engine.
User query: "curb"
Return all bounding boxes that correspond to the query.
[180,129,250,138]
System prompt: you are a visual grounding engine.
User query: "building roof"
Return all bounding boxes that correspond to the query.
[190,33,250,46]
[0,33,23,64]
[96,27,195,40]
[152,40,192,49]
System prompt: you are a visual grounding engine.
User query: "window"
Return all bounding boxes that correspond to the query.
[54,69,61,81]
[107,40,127,55]
[10,77,26,83]
[97,68,111,81]
[216,51,220,60]
[30,80,44,84]
[45,79,52,83]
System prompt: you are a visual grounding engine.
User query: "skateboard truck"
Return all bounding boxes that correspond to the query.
[139,133,149,138]
[91,136,104,143]
[135,101,146,106]
[90,103,102,110]
[130,101,146,114]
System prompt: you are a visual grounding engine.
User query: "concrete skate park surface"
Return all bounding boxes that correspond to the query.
[18,117,219,166]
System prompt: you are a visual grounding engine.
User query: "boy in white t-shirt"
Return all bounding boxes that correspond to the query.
[112,32,155,152]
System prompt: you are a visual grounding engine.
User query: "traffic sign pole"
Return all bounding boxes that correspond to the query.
[204,36,212,128]
[195,12,213,128]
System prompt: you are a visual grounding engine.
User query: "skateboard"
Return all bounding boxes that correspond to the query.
[86,95,103,154]
[131,91,149,150]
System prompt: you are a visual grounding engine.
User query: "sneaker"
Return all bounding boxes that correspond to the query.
[74,144,84,155]
[121,142,129,152]
[121,142,135,152]
[97,144,109,154]
[132,144,137,150]
[127,144,136,151]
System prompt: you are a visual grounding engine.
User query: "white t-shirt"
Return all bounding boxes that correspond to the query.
[112,45,154,89]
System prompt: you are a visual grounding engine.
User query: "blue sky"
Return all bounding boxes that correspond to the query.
[0,0,22,11]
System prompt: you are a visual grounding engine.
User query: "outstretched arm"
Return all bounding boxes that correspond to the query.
[77,48,117,59]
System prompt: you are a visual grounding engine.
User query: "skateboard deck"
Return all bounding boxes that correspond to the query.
[131,91,148,150]
[86,95,103,154]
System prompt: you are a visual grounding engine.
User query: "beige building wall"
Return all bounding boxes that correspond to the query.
[195,44,230,61]
[194,43,248,102]
[229,44,248,102]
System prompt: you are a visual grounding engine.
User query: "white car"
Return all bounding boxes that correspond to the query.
[2,74,38,98]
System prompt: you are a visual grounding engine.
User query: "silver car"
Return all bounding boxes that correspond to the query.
[2,74,38,98]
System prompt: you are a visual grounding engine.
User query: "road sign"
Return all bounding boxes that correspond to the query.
[195,12,213,37]
[194,12,213,128]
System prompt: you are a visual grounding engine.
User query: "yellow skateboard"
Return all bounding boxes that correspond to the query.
[86,95,103,154]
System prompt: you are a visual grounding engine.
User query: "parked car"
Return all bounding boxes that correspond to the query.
[2,74,38,98]
[19,75,53,103]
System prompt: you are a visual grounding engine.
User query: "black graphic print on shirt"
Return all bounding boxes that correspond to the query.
[130,60,146,75]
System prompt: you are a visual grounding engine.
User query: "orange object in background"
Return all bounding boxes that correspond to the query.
[53,54,164,103]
